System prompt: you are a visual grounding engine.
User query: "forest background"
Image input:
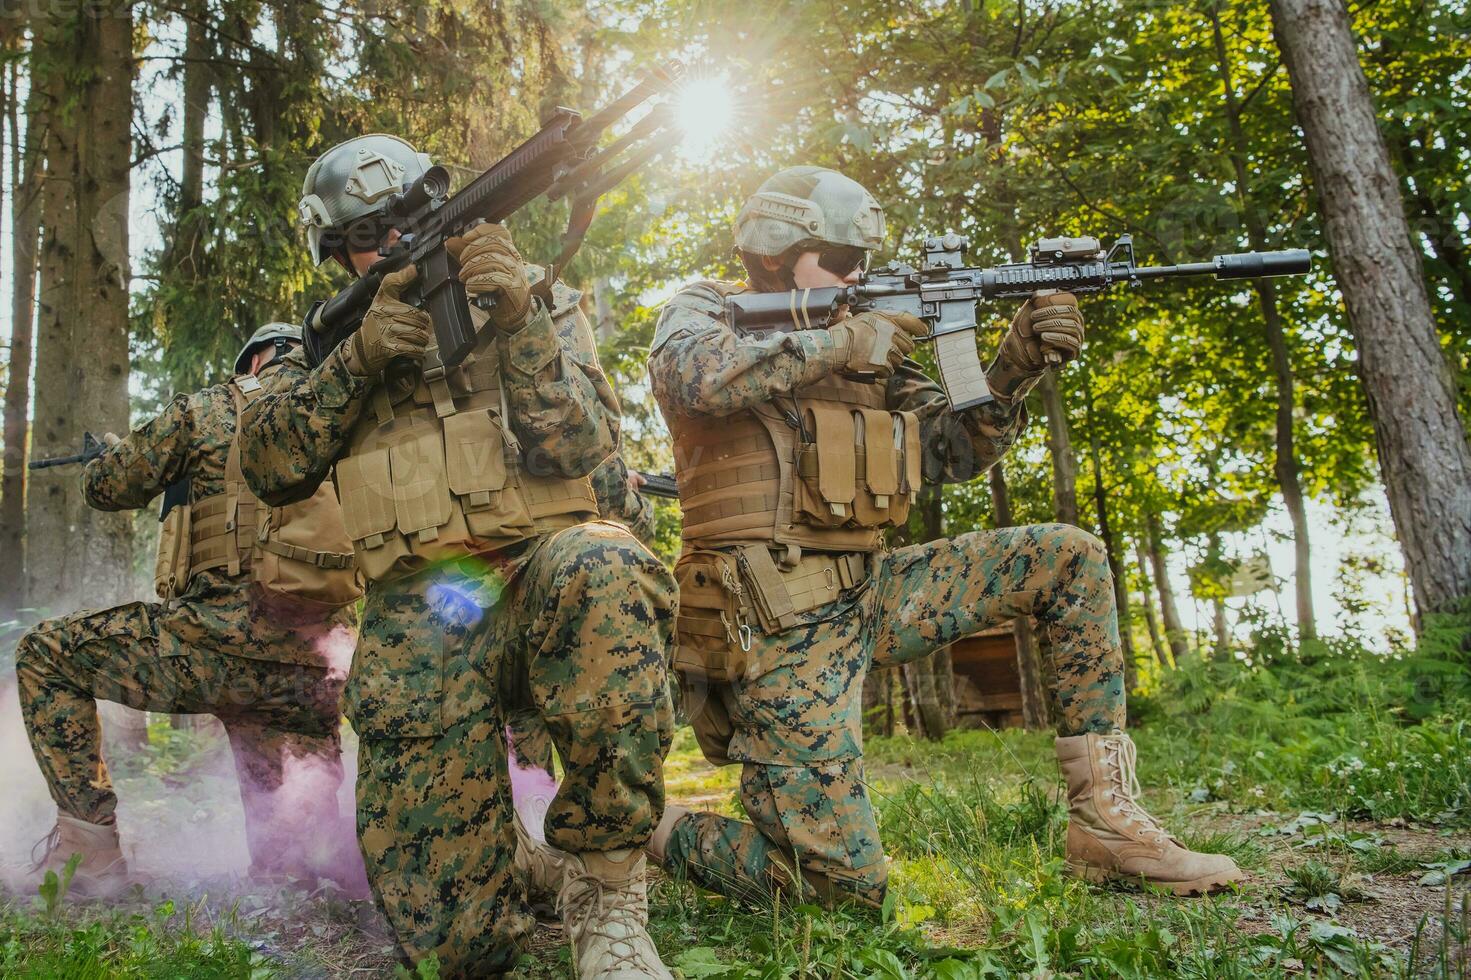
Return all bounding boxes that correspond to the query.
[0,0,1468,976]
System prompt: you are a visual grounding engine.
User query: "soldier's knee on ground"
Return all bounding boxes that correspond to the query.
[661,809,887,909]
[803,859,888,909]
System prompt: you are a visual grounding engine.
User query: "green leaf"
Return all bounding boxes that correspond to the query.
[673,947,734,978]
[1417,858,1471,886]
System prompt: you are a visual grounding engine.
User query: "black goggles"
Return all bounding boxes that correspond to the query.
[325,214,396,256]
[812,244,870,277]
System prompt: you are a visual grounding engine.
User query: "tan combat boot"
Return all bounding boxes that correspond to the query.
[33,814,131,897]
[514,812,567,918]
[558,849,672,979]
[1056,732,1243,896]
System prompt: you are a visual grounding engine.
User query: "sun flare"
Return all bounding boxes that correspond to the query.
[674,75,735,160]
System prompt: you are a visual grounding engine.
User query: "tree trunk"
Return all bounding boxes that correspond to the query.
[1084,384,1135,689]
[1039,371,1080,526]
[1209,7,1317,641]
[592,278,617,344]
[1270,0,1471,621]
[898,483,956,740]
[1207,531,1232,660]
[989,465,1051,730]
[1146,511,1190,663]
[1134,539,1171,668]
[903,648,957,741]
[26,5,136,610]
[1,39,42,616]
[172,8,210,284]
[861,667,895,738]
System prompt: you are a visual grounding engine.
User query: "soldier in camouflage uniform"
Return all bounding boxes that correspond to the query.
[504,322,657,788]
[645,167,1243,905]
[239,134,675,978]
[16,324,362,896]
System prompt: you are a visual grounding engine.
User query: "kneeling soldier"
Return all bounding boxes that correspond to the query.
[18,323,363,895]
[241,135,676,977]
[645,167,1243,905]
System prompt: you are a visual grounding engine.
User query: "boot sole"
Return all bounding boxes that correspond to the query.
[1066,861,1241,896]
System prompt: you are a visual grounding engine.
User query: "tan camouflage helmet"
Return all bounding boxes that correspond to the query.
[234,322,302,374]
[733,166,887,257]
[298,134,433,264]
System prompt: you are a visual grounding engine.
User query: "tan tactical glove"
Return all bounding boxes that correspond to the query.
[343,265,433,377]
[827,310,928,380]
[987,292,1085,401]
[446,223,533,331]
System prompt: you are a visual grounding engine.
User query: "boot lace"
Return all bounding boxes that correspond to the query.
[1101,737,1170,845]
[556,867,658,974]
[30,824,60,873]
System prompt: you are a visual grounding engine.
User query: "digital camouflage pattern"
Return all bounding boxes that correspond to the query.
[238,278,674,974]
[664,758,885,906]
[507,454,655,774]
[349,522,674,972]
[15,605,351,874]
[648,280,1124,907]
[15,367,356,876]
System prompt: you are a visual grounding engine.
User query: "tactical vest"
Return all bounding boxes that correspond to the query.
[668,284,924,692]
[671,356,922,560]
[331,297,599,583]
[154,376,363,612]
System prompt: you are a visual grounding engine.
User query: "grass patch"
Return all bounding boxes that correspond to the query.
[0,896,272,978]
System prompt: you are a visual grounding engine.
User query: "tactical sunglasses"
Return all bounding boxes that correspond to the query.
[812,244,870,277]
[324,214,397,256]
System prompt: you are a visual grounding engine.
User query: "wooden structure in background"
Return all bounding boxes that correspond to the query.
[948,625,1027,730]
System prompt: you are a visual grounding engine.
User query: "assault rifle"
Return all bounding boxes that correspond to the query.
[635,471,679,500]
[305,61,685,367]
[28,432,104,470]
[724,234,1313,411]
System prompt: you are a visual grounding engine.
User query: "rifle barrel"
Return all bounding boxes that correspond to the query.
[1130,249,1312,283]
[28,453,86,470]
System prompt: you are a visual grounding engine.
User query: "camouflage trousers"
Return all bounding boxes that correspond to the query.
[350,521,676,976]
[13,593,354,879]
[665,523,1125,907]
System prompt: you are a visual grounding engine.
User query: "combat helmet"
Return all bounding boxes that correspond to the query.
[234,322,302,374]
[733,166,887,258]
[298,134,433,265]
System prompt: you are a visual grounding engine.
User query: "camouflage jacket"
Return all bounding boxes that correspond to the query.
[590,456,654,545]
[649,280,1029,486]
[83,362,353,664]
[239,290,622,529]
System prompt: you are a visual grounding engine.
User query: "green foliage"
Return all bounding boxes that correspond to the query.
[1129,618,1471,823]
[0,897,272,977]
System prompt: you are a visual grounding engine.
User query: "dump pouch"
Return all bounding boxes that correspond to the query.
[672,549,753,684]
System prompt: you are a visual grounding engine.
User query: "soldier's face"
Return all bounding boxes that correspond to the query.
[346,228,402,277]
[790,249,864,288]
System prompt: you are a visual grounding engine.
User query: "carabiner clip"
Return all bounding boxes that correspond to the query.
[738,623,754,652]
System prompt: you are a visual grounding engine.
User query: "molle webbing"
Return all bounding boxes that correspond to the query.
[180,378,357,585]
[184,490,245,578]
[673,370,919,556]
[336,323,597,582]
